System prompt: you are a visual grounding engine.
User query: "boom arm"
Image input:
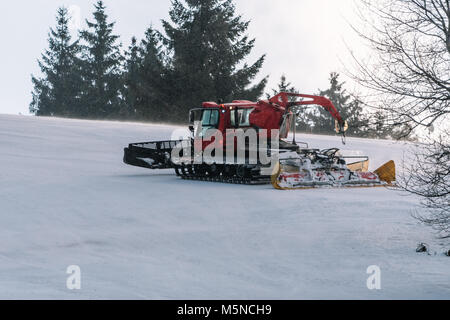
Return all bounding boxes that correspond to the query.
[269,92,346,131]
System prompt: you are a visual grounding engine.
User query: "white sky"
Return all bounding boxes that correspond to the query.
[0,0,363,115]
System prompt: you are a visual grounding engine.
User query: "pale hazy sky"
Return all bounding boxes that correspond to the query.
[0,0,363,115]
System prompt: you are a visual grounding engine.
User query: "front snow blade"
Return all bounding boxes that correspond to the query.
[374,160,396,184]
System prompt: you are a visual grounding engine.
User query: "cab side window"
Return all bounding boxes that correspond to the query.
[231,108,254,127]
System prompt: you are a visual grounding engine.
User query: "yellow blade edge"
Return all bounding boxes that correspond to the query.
[374,160,396,184]
[271,162,284,190]
[347,160,369,172]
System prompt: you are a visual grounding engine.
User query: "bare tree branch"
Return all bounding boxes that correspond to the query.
[350,0,450,237]
[349,0,450,137]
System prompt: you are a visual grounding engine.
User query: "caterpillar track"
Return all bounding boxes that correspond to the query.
[173,164,271,185]
[124,141,273,185]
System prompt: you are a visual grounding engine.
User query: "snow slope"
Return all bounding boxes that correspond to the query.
[0,114,448,299]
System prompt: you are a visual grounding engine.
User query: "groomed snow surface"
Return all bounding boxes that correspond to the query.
[0,114,448,299]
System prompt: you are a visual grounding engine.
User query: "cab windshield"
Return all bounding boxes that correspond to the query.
[190,108,220,138]
[201,109,219,127]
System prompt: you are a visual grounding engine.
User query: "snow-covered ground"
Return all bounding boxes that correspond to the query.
[0,114,448,299]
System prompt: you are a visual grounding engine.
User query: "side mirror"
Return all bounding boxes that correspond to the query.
[188,125,194,132]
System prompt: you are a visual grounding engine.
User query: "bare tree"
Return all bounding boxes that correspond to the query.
[350,0,449,237]
[350,0,450,137]
[402,133,450,238]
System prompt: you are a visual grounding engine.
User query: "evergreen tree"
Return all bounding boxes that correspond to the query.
[122,37,139,118]
[123,37,140,119]
[79,1,123,119]
[268,75,313,132]
[162,0,267,122]
[370,110,390,138]
[30,7,81,117]
[315,72,370,136]
[124,27,168,121]
[268,74,297,98]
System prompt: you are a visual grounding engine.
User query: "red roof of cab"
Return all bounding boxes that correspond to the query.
[202,102,219,108]
[232,100,253,104]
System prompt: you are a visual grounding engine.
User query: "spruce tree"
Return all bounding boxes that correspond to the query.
[79,1,123,119]
[124,27,168,121]
[371,110,390,138]
[162,0,267,122]
[30,7,81,117]
[123,37,140,119]
[316,72,370,136]
[268,74,297,98]
[269,75,313,133]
